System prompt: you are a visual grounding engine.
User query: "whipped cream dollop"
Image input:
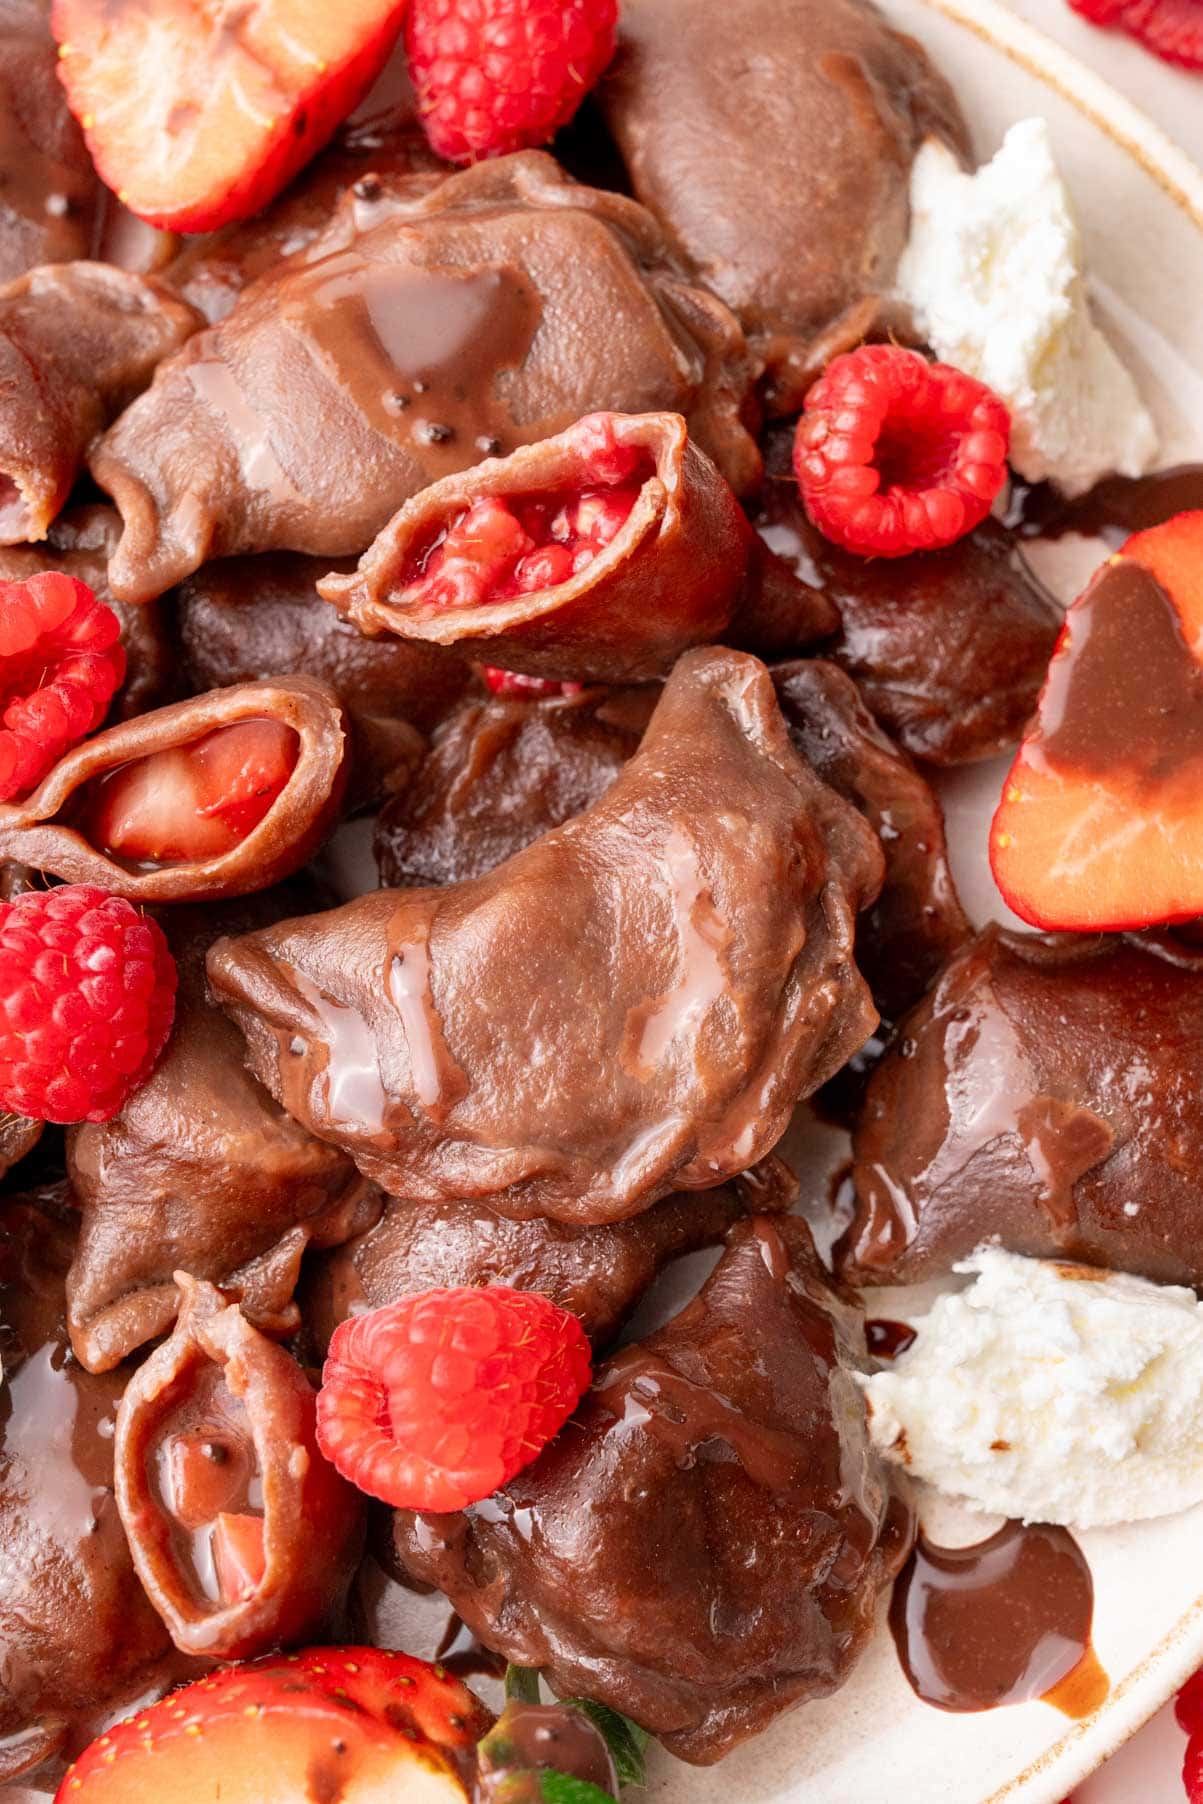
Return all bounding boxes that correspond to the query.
[860,1248,1203,1530]
[895,117,1158,497]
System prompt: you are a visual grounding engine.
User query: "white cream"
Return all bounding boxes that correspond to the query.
[895,118,1158,497]
[861,1249,1203,1530]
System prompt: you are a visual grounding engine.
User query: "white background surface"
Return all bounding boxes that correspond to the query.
[997,6,1201,1799]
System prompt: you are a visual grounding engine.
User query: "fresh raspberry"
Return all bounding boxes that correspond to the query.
[482,668,585,698]
[0,573,126,802]
[793,345,1010,559]
[0,884,177,1123]
[1185,1730,1203,1804]
[316,1286,593,1512]
[1179,1670,1203,1737]
[405,0,620,164]
[1068,0,1203,69]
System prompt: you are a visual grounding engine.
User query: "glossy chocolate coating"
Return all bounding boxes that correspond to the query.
[300,1158,796,1355]
[115,1276,363,1661]
[773,660,970,1016]
[840,926,1203,1287]
[320,411,762,684]
[0,506,179,722]
[0,262,199,543]
[600,0,966,414]
[209,648,883,1224]
[477,1702,618,1801]
[755,433,1062,765]
[0,677,349,903]
[392,1216,911,1765]
[92,152,761,603]
[0,1,101,283]
[176,553,472,811]
[65,895,376,1375]
[374,686,652,890]
[0,1186,181,1782]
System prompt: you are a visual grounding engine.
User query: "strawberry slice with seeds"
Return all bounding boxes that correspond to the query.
[57,1646,491,1804]
[51,1,410,232]
[990,510,1203,930]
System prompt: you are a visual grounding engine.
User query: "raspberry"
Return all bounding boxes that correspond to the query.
[482,668,585,698]
[1068,0,1203,69]
[793,345,1010,559]
[405,0,619,164]
[1186,1730,1203,1804]
[1181,1670,1203,1736]
[0,884,177,1123]
[0,573,126,802]
[316,1286,593,1512]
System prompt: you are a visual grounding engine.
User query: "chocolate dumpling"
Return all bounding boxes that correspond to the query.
[208,648,883,1225]
[391,1215,912,1765]
[0,1,102,283]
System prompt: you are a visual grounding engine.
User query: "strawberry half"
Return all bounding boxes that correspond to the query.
[52,1,410,232]
[57,1646,491,1804]
[990,510,1203,930]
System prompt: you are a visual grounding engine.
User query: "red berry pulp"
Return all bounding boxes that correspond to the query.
[0,572,125,802]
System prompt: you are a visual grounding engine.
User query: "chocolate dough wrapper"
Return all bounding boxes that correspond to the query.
[66,896,377,1375]
[0,505,178,720]
[0,2,101,283]
[0,1185,184,1782]
[755,432,1062,764]
[115,1275,363,1661]
[839,926,1203,1288]
[321,412,759,684]
[177,552,472,810]
[392,1215,911,1765]
[92,151,761,603]
[0,262,200,543]
[600,0,966,415]
[773,660,970,1017]
[0,677,349,902]
[374,685,652,889]
[0,1111,41,1183]
[301,1157,796,1356]
[209,647,883,1224]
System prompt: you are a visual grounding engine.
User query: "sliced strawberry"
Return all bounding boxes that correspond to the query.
[990,511,1203,931]
[83,719,298,865]
[212,1512,267,1605]
[57,1646,491,1804]
[52,1,410,232]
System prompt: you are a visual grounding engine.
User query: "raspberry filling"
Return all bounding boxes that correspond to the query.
[0,572,126,803]
[400,445,650,614]
[153,1371,266,1610]
[81,718,299,866]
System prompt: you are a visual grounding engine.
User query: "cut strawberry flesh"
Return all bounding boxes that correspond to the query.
[403,460,646,614]
[990,510,1203,930]
[52,0,410,233]
[82,719,299,866]
[166,1432,248,1529]
[212,1511,268,1605]
[481,668,585,699]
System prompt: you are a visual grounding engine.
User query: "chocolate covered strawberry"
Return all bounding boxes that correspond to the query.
[57,1646,491,1803]
[991,511,1203,930]
[52,1,410,231]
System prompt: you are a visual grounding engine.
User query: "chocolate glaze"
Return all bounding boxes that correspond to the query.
[0,1,101,282]
[321,411,804,685]
[477,1702,618,1800]
[92,152,761,603]
[65,894,376,1374]
[433,1612,507,1682]
[839,925,1203,1288]
[0,262,199,544]
[300,1159,795,1355]
[0,677,349,903]
[865,1318,916,1360]
[115,1276,363,1660]
[755,433,1062,765]
[209,648,883,1225]
[600,0,967,415]
[773,659,971,1016]
[374,686,650,890]
[1012,463,1203,546]
[0,506,179,722]
[393,1216,911,1766]
[177,553,472,811]
[0,1186,188,1783]
[890,1522,1106,1717]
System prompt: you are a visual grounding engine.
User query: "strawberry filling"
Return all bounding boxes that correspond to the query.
[400,447,648,614]
[158,1400,266,1609]
[81,718,299,866]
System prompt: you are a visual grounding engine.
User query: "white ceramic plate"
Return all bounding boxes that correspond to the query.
[640,6,1203,1801]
